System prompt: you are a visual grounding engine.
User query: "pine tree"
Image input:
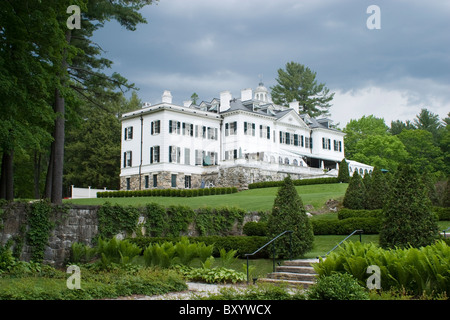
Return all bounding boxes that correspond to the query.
[379,164,439,249]
[366,167,390,210]
[343,171,366,209]
[267,176,314,258]
[338,159,350,183]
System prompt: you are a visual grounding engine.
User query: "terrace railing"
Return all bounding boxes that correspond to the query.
[244,230,293,284]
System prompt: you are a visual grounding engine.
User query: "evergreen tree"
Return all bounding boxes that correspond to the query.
[442,177,450,208]
[338,159,350,183]
[379,165,439,249]
[267,176,314,258]
[343,172,366,209]
[271,62,334,117]
[366,167,390,210]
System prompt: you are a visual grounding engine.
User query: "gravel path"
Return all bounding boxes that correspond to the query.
[111,282,245,300]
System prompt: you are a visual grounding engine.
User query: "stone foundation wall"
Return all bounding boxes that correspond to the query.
[120,172,219,191]
[217,166,304,190]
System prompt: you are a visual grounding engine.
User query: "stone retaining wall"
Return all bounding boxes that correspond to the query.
[0,203,260,268]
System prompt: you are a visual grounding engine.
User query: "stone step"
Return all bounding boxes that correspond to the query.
[257,259,320,289]
[266,271,317,282]
[275,265,316,274]
[282,259,319,267]
[257,278,315,289]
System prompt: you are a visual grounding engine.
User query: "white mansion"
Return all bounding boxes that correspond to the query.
[120,83,372,190]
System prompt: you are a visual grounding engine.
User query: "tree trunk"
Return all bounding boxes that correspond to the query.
[50,30,71,205]
[33,151,42,199]
[0,153,6,199]
[51,88,65,205]
[0,150,14,200]
[44,142,54,200]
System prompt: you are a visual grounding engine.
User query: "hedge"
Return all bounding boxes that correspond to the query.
[97,187,238,198]
[311,217,381,235]
[248,177,339,189]
[128,236,270,258]
[337,209,382,220]
[433,206,450,221]
[338,207,449,221]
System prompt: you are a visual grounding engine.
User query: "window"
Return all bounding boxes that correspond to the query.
[322,138,331,150]
[151,120,160,135]
[169,146,181,163]
[182,123,193,136]
[144,175,149,189]
[260,125,270,139]
[185,175,191,189]
[305,137,313,149]
[152,174,158,187]
[334,140,342,152]
[294,134,299,146]
[124,126,133,140]
[171,174,177,188]
[150,146,160,163]
[126,178,131,190]
[184,148,190,165]
[195,150,202,165]
[225,150,237,160]
[244,122,255,136]
[169,120,180,134]
[225,121,237,136]
[123,151,132,167]
[279,131,285,144]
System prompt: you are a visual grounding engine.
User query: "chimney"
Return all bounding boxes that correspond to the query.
[220,90,232,113]
[289,100,299,113]
[162,90,173,104]
[241,88,253,102]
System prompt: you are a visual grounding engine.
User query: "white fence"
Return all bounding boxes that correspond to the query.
[70,186,116,199]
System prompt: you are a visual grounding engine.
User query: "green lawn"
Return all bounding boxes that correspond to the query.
[66,183,348,212]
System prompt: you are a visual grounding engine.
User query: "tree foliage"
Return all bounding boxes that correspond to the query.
[271,62,334,117]
[337,159,350,183]
[365,167,390,210]
[0,0,156,201]
[267,176,314,259]
[342,172,366,210]
[379,165,439,249]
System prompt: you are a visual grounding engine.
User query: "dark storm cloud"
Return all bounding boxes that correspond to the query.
[93,0,450,124]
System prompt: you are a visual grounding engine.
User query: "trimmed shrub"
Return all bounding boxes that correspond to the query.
[267,176,314,258]
[343,171,366,210]
[243,221,268,236]
[380,164,439,249]
[248,177,339,189]
[338,158,350,183]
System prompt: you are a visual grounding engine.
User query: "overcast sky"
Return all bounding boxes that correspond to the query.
[93,0,450,128]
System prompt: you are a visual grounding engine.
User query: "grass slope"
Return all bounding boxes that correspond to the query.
[66,183,348,212]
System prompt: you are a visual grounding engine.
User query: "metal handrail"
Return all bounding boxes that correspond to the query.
[441,227,450,238]
[317,229,364,259]
[244,230,293,284]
